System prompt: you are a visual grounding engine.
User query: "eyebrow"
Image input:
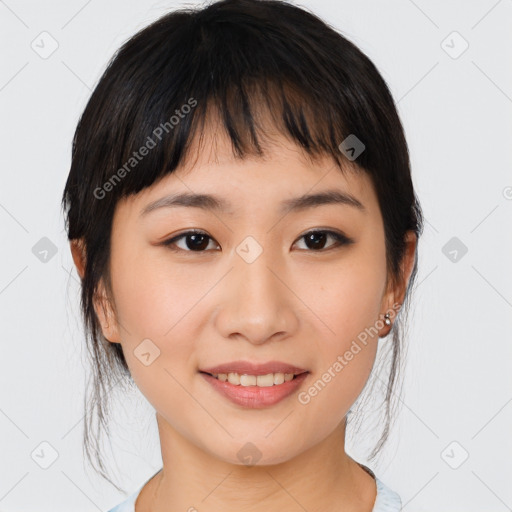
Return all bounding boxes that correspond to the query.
[140,189,366,217]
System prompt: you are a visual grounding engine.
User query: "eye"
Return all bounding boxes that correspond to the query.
[161,230,219,252]
[161,229,353,253]
[293,229,354,251]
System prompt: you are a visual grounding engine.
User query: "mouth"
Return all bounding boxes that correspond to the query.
[199,370,308,387]
[199,368,310,408]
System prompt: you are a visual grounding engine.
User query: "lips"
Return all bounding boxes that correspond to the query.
[199,360,308,377]
[200,370,309,408]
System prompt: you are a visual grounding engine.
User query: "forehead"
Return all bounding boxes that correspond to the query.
[174,118,371,197]
[118,115,379,221]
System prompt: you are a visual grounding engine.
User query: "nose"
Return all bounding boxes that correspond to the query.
[214,244,299,345]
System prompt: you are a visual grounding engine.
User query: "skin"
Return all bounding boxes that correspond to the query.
[71,124,417,512]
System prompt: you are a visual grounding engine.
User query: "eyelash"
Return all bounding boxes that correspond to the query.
[160,229,354,253]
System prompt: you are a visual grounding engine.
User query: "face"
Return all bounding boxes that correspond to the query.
[90,128,405,466]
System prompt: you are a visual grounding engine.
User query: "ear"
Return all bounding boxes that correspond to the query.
[70,239,86,279]
[70,239,122,344]
[93,280,122,344]
[379,230,417,336]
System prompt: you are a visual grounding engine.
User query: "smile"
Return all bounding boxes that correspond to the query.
[199,371,309,408]
[204,371,304,387]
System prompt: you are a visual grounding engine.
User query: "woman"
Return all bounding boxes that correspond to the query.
[62,1,423,510]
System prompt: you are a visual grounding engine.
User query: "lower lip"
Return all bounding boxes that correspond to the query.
[200,372,309,408]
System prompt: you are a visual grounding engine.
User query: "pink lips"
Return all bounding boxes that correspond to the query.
[199,360,310,408]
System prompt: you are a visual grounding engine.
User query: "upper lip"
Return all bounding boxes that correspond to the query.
[199,361,309,376]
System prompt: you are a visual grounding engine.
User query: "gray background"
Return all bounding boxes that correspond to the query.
[0,0,511,510]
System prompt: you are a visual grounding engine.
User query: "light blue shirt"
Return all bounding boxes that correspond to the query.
[106,465,402,512]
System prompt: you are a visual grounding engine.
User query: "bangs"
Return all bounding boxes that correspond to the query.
[173,76,352,176]
[64,0,408,247]
[70,5,378,212]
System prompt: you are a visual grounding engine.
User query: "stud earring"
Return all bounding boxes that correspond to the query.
[384,313,391,326]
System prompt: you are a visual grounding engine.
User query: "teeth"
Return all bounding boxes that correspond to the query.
[213,372,300,387]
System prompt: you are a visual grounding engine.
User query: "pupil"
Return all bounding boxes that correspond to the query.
[306,232,326,250]
[187,234,209,251]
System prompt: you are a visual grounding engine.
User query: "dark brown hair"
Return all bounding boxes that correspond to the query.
[61,0,423,491]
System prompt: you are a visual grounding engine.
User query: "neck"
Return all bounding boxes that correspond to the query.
[136,413,377,512]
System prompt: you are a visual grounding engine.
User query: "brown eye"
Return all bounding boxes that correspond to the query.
[162,230,219,252]
[294,230,353,251]
[161,229,353,253]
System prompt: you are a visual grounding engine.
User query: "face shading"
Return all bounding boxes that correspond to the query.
[96,127,401,467]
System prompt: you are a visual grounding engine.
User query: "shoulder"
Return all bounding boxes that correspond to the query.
[106,468,161,512]
[105,489,139,512]
[357,462,401,512]
[372,476,402,512]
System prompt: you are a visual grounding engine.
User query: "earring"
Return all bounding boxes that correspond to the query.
[384,313,391,326]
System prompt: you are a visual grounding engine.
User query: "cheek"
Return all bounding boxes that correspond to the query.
[108,246,214,400]
[110,254,206,412]
[301,250,387,345]
[294,244,386,406]
[111,246,206,340]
